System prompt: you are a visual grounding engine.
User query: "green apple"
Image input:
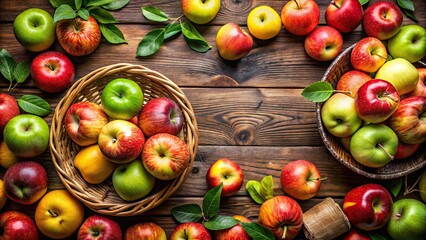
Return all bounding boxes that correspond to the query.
[321,93,363,138]
[388,24,426,63]
[350,124,398,168]
[101,78,144,120]
[375,58,419,95]
[112,159,155,201]
[181,0,220,24]
[13,8,56,52]
[420,169,426,203]
[3,114,49,158]
[387,198,426,240]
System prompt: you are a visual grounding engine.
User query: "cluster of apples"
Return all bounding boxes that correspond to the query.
[65,78,190,202]
[321,32,426,168]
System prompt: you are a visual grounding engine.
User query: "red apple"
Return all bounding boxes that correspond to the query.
[0,211,39,240]
[388,96,426,144]
[65,101,109,146]
[216,23,253,61]
[98,120,145,164]
[214,215,251,240]
[336,70,372,98]
[3,161,48,205]
[350,37,387,73]
[344,228,371,240]
[281,0,320,36]
[78,214,122,240]
[394,140,421,159]
[142,133,190,180]
[124,222,167,240]
[362,1,403,40]
[56,16,101,56]
[258,196,303,240]
[206,158,244,197]
[30,51,75,93]
[280,160,323,200]
[409,68,426,97]
[343,183,393,231]
[304,26,343,61]
[170,222,212,240]
[138,97,183,137]
[325,0,364,33]
[355,79,400,123]
[0,93,20,134]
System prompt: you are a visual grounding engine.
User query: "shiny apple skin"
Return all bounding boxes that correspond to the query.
[258,196,303,240]
[336,70,372,98]
[343,183,393,231]
[0,211,39,240]
[216,23,253,61]
[281,0,320,36]
[0,93,20,134]
[78,214,122,240]
[325,0,364,33]
[170,222,212,240]
[304,26,343,61]
[350,37,387,73]
[362,1,403,40]
[206,158,244,197]
[125,222,166,240]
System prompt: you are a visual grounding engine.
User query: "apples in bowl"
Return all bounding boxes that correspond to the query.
[314,41,426,179]
[49,63,198,216]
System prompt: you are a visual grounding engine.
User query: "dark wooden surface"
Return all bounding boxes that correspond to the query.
[0,0,425,239]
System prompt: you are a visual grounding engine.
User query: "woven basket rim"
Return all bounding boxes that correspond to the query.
[316,45,426,179]
[49,63,199,216]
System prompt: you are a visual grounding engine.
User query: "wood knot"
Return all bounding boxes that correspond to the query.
[234,127,255,145]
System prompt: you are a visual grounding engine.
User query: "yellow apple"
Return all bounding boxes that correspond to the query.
[0,140,19,169]
[73,144,116,184]
[0,179,7,209]
[247,5,282,40]
[181,0,220,24]
[35,190,84,239]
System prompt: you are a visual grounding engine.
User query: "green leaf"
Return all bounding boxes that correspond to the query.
[369,232,391,240]
[0,55,16,82]
[49,0,72,8]
[390,177,403,197]
[260,175,274,200]
[102,0,129,10]
[202,183,222,219]
[241,222,275,240]
[301,81,335,103]
[164,23,182,40]
[0,49,12,58]
[75,0,82,9]
[89,7,117,24]
[397,0,415,11]
[181,21,211,53]
[246,180,265,204]
[358,0,369,5]
[86,0,115,7]
[136,28,165,57]
[17,95,52,117]
[203,215,239,231]
[141,6,169,22]
[54,4,77,23]
[401,9,418,22]
[171,204,203,223]
[77,8,90,20]
[13,61,31,83]
[100,24,127,44]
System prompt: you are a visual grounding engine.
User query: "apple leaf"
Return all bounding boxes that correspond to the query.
[0,55,16,82]
[260,175,274,201]
[141,6,169,22]
[49,0,72,8]
[75,0,82,10]
[203,215,239,231]
[13,62,31,84]
[100,24,127,44]
[89,7,117,24]
[102,0,129,11]
[397,0,415,11]
[54,4,77,22]
[77,8,90,20]
[181,21,212,53]
[203,183,223,219]
[389,177,403,197]
[171,204,203,223]
[241,222,275,240]
[401,8,418,22]
[136,28,165,57]
[358,0,369,5]
[246,180,265,204]
[301,81,335,102]
[17,95,52,117]
[164,23,182,40]
[369,232,391,240]
[86,0,115,7]
[0,49,12,58]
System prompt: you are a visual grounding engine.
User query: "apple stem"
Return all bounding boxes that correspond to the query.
[72,18,80,32]
[294,0,301,9]
[381,92,399,103]
[309,177,328,181]
[331,0,340,9]
[377,143,394,161]
[282,225,288,239]
[44,64,55,71]
[48,209,64,223]
[334,90,352,95]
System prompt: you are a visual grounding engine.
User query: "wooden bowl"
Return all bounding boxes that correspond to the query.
[316,45,426,179]
[50,63,198,216]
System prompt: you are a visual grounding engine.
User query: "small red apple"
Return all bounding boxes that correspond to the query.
[206,158,244,197]
[0,211,39,240]
[124,222,167,240]
[170,222,212,240]
[304,26,343,61]
[216,23,253,61]
[0,93,20,134]
[78,214,122,240]
[325,0,364,33]
[281,0,320,36]
[362,1,403,40]
[350,37,387,73]
[30,51,75,93]
[336,70,372,98]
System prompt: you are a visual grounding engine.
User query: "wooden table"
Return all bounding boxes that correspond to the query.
[1,0,425,239]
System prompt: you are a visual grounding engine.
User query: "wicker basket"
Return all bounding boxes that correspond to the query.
[50,63,198,216]
[317,45,426,179]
